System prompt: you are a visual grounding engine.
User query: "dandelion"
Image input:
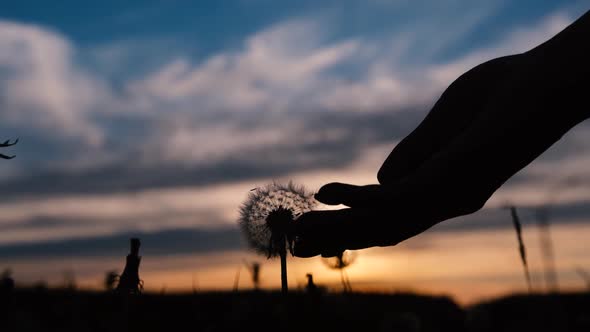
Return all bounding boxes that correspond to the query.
[322,250,357,292]
[239,181,316,294]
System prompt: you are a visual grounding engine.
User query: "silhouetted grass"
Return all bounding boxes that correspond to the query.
[3,287,588,332]
[466,291,590,332]
[3,288,464,332]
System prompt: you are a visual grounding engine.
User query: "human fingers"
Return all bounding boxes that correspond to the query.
[293,208,394,258]
[314,183,385,207]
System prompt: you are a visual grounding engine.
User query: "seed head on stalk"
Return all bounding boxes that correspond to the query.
[322,250,357,292]
[322,250,357,270]
[239,181,316,257]
[239,181,316,294]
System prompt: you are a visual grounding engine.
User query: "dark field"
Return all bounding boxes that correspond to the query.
[1,289,589,332]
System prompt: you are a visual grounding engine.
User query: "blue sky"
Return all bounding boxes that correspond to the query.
[1,1,577,44]
[2,0,585,78]
[0,1,589,299]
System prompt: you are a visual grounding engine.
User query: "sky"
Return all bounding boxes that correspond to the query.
[1,0,589,305]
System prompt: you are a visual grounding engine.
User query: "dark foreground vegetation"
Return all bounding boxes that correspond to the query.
[1,288,589,332]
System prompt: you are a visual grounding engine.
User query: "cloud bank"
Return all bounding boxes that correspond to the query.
[0,6,589,253]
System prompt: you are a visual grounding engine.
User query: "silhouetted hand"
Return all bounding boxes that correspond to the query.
[293,10,590,258]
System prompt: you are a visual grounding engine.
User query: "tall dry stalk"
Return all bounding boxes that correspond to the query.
[509,206,532,293]
[233,266,241,291]
[243,260,261,290]
[535,206,559,292]
[322,250,357,292]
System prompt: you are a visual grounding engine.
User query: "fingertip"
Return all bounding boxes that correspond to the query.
[292,209,348,257]
[316,182,378,206]
[293,236,343,258]
[292,208,363,258]
[314,182,349,205]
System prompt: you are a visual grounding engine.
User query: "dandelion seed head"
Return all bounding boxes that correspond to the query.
[239,181,316,258]
[322,250,357,270]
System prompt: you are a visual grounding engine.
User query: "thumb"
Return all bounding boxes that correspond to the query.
[314,183,384,207]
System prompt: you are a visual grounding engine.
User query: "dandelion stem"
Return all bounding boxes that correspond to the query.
[280,236,288,295]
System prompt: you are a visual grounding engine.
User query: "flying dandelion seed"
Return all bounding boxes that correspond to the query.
[239,181,316,294]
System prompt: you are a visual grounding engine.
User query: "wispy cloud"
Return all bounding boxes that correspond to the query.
[127,19,361,112]
[0,21,108,146]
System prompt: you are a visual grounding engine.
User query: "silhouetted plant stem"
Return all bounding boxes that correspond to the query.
[265,207,294,296]
[233,266,241,292]
[510,206,532,293]
[322,250,357,293]
[536,207,559,292]
[116,238,143,295]
[280,236,288,295]
[575,267,590,290]
[243,260,261,290]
